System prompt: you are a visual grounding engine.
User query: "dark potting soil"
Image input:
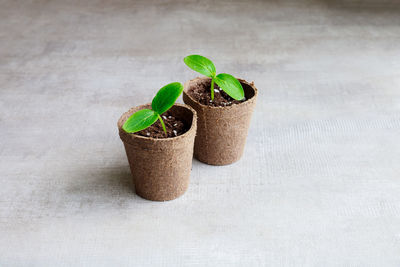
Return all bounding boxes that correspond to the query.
[134,111,189,139]
[187,79,246,107]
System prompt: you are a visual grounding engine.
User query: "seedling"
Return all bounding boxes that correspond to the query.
[122,82,183,134]
[184,55,244,101]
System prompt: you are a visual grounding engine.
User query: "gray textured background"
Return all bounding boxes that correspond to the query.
[1,0,400,266]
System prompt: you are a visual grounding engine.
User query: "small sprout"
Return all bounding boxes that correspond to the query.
[184,55,245,101]
[122,82,183,135]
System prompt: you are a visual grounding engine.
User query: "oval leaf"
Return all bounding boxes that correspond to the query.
[122,109,158,133]
[151,82,183,114]
[184,55,216,78]
[214,73,245,100]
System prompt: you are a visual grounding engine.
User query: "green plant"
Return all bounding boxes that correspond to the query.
[122,82,183,134]
[184,55,244,101]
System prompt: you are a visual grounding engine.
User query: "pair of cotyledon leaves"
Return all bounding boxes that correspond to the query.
[123,55,245,134]
[122,82,183,133]
[183,55,245,101]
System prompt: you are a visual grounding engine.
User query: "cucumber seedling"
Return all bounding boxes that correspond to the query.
[184,55,244,101]
[122,82,183,135]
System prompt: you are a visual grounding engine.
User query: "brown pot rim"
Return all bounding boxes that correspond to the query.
[117,103,197,144]
[183,76,258,110]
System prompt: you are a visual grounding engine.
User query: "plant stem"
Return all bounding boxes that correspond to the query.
[157,114,167,135]
[210,78,215,101]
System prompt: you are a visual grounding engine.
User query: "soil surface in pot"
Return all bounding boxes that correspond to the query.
[135,111,189,139]
[187,79,246,107]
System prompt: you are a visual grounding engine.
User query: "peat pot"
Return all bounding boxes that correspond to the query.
[183,77,257,165]
[118,103,197,201]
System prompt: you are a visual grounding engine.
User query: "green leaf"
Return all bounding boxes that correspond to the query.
[214,73,245,100]
[184,55,216,78]
[122,109,158,133]
[151,82,183,114]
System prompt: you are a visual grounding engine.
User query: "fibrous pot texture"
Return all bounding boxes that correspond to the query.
[118,103,197,201]
[183,77,257,165]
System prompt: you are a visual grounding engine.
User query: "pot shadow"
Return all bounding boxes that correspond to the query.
[64,164,152,209]
[64,158,211,209]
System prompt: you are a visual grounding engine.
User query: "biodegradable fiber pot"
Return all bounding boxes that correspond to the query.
[118,103,197,201]
[183,77,257,165]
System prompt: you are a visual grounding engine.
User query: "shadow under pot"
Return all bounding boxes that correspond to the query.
[183,77,257,166]
[117,103,197,201]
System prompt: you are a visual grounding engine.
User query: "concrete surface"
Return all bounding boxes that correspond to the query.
[1,0,400,266]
